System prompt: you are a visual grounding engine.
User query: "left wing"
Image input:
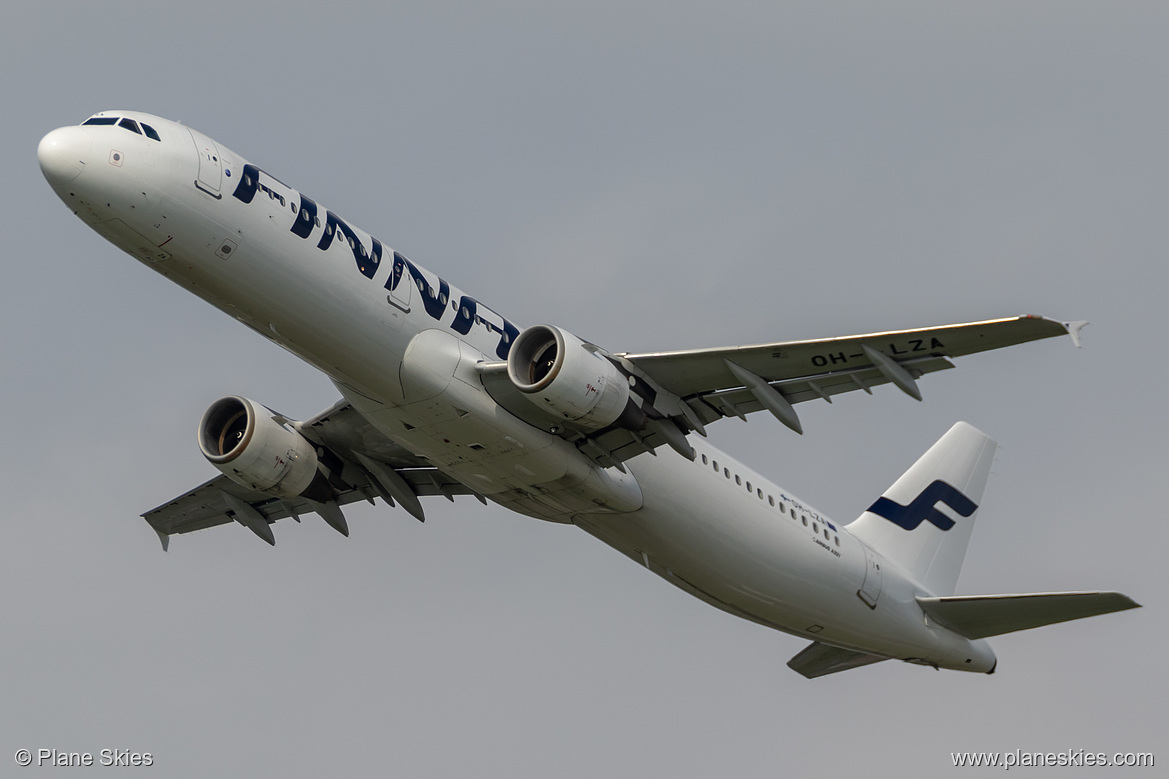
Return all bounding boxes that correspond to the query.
[480,315,1084,468]
[144,400,478,549]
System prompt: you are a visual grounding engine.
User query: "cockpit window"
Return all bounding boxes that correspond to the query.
[82,115,162,142]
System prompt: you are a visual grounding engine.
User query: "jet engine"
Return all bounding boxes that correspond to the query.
[506,324,642,431]
[198,396,332,501]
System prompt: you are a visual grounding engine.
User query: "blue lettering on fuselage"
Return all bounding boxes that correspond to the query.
[231,163,519,358]
[317,208,383,279]
[400,255,450,320]
[231,163,262,204]
[291,193,317,239]
[388,251,518,359]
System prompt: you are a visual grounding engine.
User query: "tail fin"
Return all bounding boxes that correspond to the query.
[846,422,997,596]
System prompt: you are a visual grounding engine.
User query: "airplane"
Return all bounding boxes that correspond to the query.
[38,110,1138,678]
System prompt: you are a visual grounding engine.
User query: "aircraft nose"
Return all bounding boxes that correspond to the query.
[38,126,91,187]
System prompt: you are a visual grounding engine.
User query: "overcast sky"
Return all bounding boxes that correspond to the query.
[4,2,1165,776]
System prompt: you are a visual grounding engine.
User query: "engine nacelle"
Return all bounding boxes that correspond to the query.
[507,325,639,431]
[198,396,330,500]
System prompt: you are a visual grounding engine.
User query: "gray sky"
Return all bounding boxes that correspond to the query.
[4,2,1164,776]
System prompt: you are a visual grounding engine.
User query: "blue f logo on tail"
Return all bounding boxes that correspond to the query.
[867,480,977,531]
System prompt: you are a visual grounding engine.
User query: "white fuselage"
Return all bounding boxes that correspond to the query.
[39,112,995,673]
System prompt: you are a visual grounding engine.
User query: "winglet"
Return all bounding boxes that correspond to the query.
[1064,320,1089,349]
[154,528,170,552]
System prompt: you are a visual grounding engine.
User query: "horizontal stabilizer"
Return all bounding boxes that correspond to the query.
[787,641,888,679]
[917,591,1140,639]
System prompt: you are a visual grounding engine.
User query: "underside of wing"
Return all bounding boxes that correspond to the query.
[480,315,1083,471]
[143,399,477,548]
[622,315,1081,426]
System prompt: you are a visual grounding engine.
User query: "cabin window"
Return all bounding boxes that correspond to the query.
[824,529,830,540]
[734,475,741,486]
[835,536,840,546]
[724,468,730,479]
[745,480,751,491]
[141,123,161,141]
[701,454,708,465]
[768,496,774,507]
[118,118,142,135]
[757,488,764,499]
[812,523,818,533]
[802,515,808,526]
[790,508,796,519]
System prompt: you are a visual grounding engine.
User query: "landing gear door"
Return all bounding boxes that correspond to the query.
[188,127,223,198]
[858,544,883,608]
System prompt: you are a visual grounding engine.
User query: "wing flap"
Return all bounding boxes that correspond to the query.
[917,591,1141,639]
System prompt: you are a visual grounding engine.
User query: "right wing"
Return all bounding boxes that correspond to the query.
[143,399,478,548]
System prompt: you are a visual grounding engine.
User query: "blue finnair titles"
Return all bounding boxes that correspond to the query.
[231,162,521,359]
